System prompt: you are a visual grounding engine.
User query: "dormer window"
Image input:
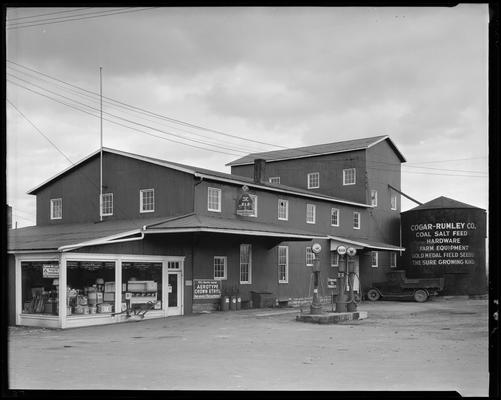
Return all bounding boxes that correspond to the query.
[50,198,62,220]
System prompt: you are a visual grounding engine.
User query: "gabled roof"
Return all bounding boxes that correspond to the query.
[27,147,371,208]
[402,196,485,213]
[226,135,406,166]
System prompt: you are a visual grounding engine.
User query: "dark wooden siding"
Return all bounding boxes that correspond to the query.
[8,254,16,325]
[35,152,195,225]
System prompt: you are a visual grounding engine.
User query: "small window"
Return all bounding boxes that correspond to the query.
[240,244,252,284]
[307,172,320,189]
[140,189,155,213]
[331,252,339,267]
[390,252,397,268]
[371,190,378,207]
[306,247,315,266]
[208,187,222,212]
[343,168,356,185]
[269,177,280,184]
[278,246,289,283]
[371,251,378,268]
[214,256,227,280]
[278,199,289,220]
[50,198,62,220]
[331,208,339,226]
[306,203,316,224]
[100,193,113,216]
[353,212,360,229]
[249,194,258,217]
[391,193,398,210]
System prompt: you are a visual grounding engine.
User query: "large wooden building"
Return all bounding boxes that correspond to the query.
[7,135,405,328]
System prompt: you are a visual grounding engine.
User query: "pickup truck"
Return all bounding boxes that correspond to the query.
[366,270,445,303]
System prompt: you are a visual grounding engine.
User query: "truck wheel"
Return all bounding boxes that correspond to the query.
[414,289,428,303]
[366,289,381,301]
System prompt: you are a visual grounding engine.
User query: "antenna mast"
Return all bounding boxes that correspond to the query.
[99,67,103,221]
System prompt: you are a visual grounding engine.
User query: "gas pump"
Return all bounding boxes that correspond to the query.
[335,245,347,312]
[310,242,323,315]
[346,247,357,312]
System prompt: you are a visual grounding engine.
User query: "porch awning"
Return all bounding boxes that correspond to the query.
[329,235,405,252]
[144,214,328,240]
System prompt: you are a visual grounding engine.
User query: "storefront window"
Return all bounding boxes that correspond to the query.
[122,262,163,311]
[67,261,115,315]
[21,261,60,315]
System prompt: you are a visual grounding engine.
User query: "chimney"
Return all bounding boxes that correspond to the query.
[7,204,12,230]
[253,158,266,183]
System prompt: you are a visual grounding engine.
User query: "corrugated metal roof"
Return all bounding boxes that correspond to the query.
[226,135,406,166]
[402,196,484,213]
[7,216,168,252]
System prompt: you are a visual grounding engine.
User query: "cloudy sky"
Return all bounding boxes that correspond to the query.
[6,5,489,228]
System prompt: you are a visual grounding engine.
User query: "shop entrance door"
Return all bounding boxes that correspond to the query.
[167,272,182,316]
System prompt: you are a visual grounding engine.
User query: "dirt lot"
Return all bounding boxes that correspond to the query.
[7,298,488,395]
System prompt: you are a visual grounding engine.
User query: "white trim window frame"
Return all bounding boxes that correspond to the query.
[249,194,258,217]
[391,193,398,210]
[278,199,289,221]
[214,256,227,280]
[370,190,378,207]
[306,203,316,224]
[343,168,356,185]
[278,246,289,283]
[100,193,113,216]
[306,247,314,266]
[207,187,222,212]
[307,172,320,189]
[390,252,397,268]
[50,198,62,220]
[239,244,252,284]
[140,188,155,213]
[269,177,280,184]
[331,252,339,267]
[353,211,361,230]
[371,251,378,268]
[331,207,339,227]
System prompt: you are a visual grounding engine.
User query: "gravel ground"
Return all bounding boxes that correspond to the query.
[7,298,488,395]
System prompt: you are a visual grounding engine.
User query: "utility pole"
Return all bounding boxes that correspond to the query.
[99,67,103,221]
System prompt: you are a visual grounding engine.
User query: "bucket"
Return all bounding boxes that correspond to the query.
[220,296,230,311]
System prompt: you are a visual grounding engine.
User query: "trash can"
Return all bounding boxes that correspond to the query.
[230,296,237,311]
[220,296,230,311]
[250,291,276,308]
[236,296,242,310]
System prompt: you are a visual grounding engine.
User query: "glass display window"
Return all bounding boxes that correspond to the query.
[122,262,163,310]
[21,261,60,315]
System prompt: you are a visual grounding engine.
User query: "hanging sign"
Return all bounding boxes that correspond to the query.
[327,278,337,289]
[42,264,59,278]
[193,279,222,300]
[236,185,255,216]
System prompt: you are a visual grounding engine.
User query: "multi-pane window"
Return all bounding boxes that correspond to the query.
[343,168,356,185]
[331,208,339,226]
[214,256,227,280]
[307,172,320,189]
[331,252,339,267]
[371,190,378,207]
[240,244,252,284]
[390,252,397,268]
[391,193,398,210]
[50,198,62,220]
[371,251,378,268]
[278,199,289,220]
[306,247,315,266]
[353,212,360,229]
[140,189,155,213]
[278,246,289,283]
[306,203,316,224]
[269,177,281,184]
[208,187,222,212]
[101,193,113,216]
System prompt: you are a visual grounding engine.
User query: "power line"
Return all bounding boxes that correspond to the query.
[6,7,157,30]
[7,7,91,21]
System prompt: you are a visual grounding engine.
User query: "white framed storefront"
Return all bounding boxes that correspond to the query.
[15,252,184,329]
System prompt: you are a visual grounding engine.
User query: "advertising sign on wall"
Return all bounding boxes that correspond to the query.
[42,264,59,278]
[236,185,255,216]
[193,279,222,299]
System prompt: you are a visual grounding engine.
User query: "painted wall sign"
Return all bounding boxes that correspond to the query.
[193,279,222,300]
[407,221,478,267]
[236,186,255,216]
[42,264,59,278]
